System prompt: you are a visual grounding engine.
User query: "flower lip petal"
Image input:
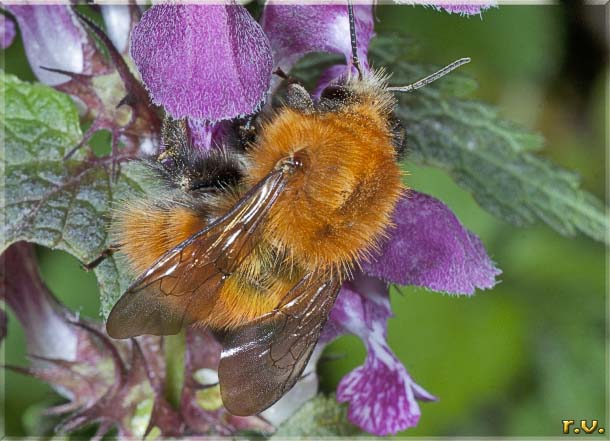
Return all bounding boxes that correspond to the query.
[1,14,16,49]
[362,191,501,295]
[131,4,273,122]
[5,5,87,85]
[261,4,373,73]
[337,351,426,435]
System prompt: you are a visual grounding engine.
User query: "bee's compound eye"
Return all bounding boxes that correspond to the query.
[283,156,303,171]
[277,150,307,173]
[291,149,309,169]
[293,157,304,168]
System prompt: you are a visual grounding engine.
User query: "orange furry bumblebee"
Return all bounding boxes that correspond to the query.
[105,73,403,415]
[100,10,470,414]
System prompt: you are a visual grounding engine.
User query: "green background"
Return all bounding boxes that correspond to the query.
[1,4,608,438]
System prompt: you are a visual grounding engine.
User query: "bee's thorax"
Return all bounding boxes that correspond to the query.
[245,92,403,275]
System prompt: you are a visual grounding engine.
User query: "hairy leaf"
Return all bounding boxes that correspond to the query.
[0,72,144,316]
[272,394,360,437]
[370,36,608,244]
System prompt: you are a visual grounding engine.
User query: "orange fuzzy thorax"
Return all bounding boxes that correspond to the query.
[246,86,403,276]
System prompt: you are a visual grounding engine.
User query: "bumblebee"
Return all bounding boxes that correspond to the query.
[98,3,469,416]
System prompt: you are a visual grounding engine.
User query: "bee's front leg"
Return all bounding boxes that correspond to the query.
[82,244,121,271]
[157,116,189,163]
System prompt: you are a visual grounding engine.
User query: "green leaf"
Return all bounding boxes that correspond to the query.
[370,36,608,244]
[0,72,143,316]
[272,394,361,437]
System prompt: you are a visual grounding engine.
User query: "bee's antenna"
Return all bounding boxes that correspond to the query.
[387,57,471,93]
[347,0,363,80]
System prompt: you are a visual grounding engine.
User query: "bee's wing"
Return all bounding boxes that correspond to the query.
[217,272,341,416]
[106,170,288,339]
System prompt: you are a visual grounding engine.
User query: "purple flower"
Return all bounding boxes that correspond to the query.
[324,278,437,435]
[3,6,89,85]
[362,192,500,294]
[187,118,231,152]
[1,13,16,49]
[319,192,499,434]
[130,4,273,122]
[1,243,79,361]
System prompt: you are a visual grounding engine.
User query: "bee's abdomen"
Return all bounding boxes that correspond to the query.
[204,242,302,329]
[111,201,206,274]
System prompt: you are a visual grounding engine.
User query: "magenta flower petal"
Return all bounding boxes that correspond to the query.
[187,118,231,152]
[188,118,216,151]
[4,5,87,85]
[337,350,431,435]
[1,14,16,49]
[330,280,436,435]
[131,5,273,121]
[261,4,373,73]
[362,191,501,295]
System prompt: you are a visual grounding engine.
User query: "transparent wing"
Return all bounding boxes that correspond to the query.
[106,170,288,339]
[217,272,341,416]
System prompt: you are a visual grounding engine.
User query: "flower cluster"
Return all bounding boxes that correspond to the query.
[2,2,497,437]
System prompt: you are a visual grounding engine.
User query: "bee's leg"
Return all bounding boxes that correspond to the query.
[157,116,189,163]
[82,244,121,271]
[285,83,314,113]
[228,115,258,152]
[388,114,407,159]
[146,115,192,190]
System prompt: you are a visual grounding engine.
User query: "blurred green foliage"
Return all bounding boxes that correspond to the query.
[1,4,607,438]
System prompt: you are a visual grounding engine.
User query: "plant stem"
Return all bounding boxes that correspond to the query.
[164,330,186,409]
